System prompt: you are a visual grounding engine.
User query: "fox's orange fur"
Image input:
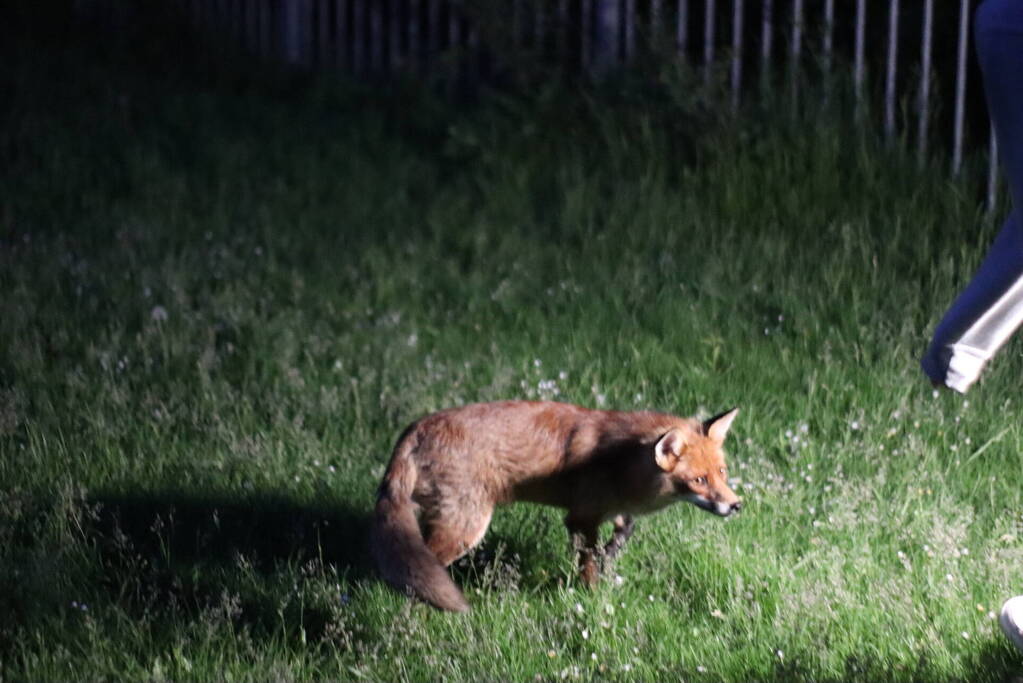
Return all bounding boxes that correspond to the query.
[371,400,742,612]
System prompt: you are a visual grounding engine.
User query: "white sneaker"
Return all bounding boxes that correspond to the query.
[1000,596,1023,654]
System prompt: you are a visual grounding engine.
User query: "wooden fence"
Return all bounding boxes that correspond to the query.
[74,1,998,208]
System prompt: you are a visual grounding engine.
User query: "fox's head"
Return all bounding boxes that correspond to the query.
[654,409,742,517]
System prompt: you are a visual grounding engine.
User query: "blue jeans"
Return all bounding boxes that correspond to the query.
[921,0,1023,392]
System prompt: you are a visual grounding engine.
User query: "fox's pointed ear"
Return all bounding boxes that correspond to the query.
[705,408,739,443]
[654,429,686,471]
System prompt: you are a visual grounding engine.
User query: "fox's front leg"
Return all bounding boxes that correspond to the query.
[565,515,601,588]
[603,514,635,561]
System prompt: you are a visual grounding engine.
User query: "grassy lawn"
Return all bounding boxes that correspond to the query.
[3,20,1023,682]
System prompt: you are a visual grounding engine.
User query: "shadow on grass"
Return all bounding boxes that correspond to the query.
[91,492,373,578]
[81,491,374,642]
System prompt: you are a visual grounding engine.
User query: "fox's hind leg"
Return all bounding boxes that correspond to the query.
[603,514,635,561]
[424,501,494,567]
[565,515,601,588]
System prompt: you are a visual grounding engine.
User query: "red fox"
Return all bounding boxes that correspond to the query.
[371,400,742,612]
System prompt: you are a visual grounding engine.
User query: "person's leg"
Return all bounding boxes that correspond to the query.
[921,0,1023,392]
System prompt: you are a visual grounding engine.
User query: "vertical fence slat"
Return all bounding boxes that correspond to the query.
[651,0,662,49]
[625,0,636,62]
[263,0,274,59]
[988,128,1000,213]
[447,6,461,96]
[352,0,365,75]
[370,0,383,73]
[952,0,970,175]
[249,0,260,55]
[513,0,524,50]
[536,1,546,56]
[703,0,715,84]
[677,0,688,56]
[760,0,772,89]
[594,0,621,74]
[558,0,569,62]
[336,0,348,70]
[407,0,419,71]
[789,0,803,108]
[761,0,773,89]
[318,0,331,67]
[282,0,311,66]
[917,0,933,160]
[854,0,866,104]
[468,24,480,90]
[730,0,743,111]
[427,0,440,57]
[884,0,899,140]
[388,0,401,72]
[581,0,592,72]
[823,0,833,75]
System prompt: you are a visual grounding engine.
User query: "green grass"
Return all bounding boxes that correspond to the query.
[3,24,1023,682]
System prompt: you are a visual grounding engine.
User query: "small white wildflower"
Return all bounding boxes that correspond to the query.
[776,649,784,660]
[575,602,583,614]
[533,358,542,368]
[622,664,632,672]
[933,389,940,399]
[150,305,168,322]
[850,420,860,430]
[596,394,607,407]
[961,631,970,639]
[613,575,624,586]
[590,653,597,661]
[328,465,336,473]
[648,594,654,602]
[559,370,568,380]
[581,629,589,640]
[697,665,707,673]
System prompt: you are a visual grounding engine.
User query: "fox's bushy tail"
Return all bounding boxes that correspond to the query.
[371,438,469,613]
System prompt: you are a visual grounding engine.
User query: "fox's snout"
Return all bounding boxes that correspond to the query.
[682,492,743,517]
[716,499,742,517]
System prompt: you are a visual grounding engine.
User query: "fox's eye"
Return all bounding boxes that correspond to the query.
[719,467,726,475]
[693,476,707,486]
